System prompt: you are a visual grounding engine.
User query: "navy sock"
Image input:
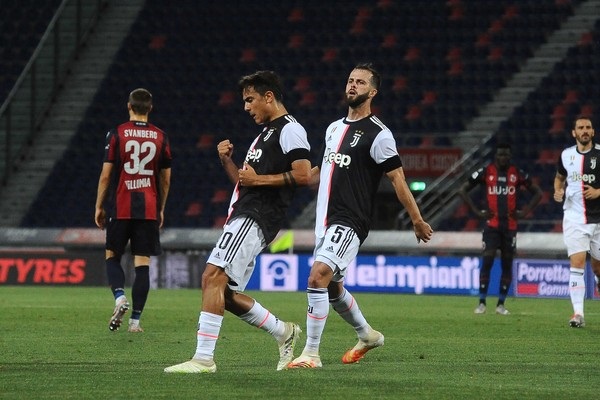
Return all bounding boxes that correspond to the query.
[131,266,150,320]
[478,255,493,305]
[498,256,512,306]
[106,257,125,299]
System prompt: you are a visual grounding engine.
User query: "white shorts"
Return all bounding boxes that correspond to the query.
[314,224,361,282]
[562,218,600,259]
[207,216,266,291]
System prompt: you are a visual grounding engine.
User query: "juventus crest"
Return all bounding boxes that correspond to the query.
[263,128,275,141]
[350,130,364,147]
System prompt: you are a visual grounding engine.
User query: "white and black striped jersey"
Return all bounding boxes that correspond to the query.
[315,114,402,243]
[557,143,600,224]
[227,114,310,243]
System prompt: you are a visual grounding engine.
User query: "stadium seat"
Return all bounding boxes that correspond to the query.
[18,0,588,230]
[211,189,230,204]
[185,202,203,217]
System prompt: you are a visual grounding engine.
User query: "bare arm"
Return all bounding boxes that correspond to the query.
[217,139,240,184]
[238,158,311,187]
[158,168,171,228]
[458,180,490,219]
[309,166,320,187]
[94,162,113,229]
[515,182,542,218]
[553,172,566,202]
[387,167,433,243]
[582,184,600,200]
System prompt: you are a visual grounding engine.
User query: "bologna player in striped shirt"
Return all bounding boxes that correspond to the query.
[95,88,172,333]
[459,143,541,316]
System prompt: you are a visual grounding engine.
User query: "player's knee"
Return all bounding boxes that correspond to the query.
[201,265,228,290]
[106,250,119,260]
[307,275,322,288]
[307,271,331,288]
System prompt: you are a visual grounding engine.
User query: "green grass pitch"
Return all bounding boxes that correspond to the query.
[0,286,597,399]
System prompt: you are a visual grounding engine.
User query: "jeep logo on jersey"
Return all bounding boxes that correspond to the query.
[245,148,263,163]
[571,171,596,184]
[325,150,352,168]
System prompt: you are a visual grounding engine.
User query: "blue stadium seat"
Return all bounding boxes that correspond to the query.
[19,0,588,230]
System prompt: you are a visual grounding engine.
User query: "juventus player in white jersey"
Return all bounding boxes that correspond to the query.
[289,63,433,369]
[165,71,311,373]
[554,117,600,328]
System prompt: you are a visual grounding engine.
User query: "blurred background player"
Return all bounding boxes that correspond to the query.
[459,143,541,315]
[95,88,172,332]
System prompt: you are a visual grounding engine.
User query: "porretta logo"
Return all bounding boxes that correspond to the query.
[0,258,86,284]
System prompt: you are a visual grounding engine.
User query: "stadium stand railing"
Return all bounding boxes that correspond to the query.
[13,0,595,233]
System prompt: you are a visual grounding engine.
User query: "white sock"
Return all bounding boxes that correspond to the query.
[569,268,585,316]
[303,288,329,356]
[330,288,369,339]
[194,311,223,361]
[239,301,285,340]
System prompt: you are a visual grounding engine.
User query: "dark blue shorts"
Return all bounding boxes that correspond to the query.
[106,218,161,256]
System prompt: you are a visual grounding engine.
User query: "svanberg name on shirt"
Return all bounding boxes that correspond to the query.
[123,129,158,139]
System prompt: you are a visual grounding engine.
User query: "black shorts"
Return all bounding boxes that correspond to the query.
[106,218,162,256]
[482,228,516,256]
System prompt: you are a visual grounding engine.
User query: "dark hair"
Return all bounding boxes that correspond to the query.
[496,142,511,151]
[354,62,381,91]
[129,88,152,114]
[238,70,284,101]
[573,116,593,129]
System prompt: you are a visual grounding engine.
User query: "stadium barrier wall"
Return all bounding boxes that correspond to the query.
[0,228,598,299]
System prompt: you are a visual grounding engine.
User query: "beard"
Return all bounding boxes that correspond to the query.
[577,134,592,145]
[345,92,370,108]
